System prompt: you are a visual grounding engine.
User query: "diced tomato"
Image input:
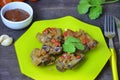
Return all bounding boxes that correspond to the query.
[63,29,77,38]
[51,38,60,46]
[67,55,71,60]
[82,36,90,44]
[72,32,77,37]
[51,28,56,31]
[51,38,56,43]
[51,28,57,36]
[43,29,48,35]
[54,42,60,46]
[45,28,56,36]
[61,56,65,59]
[63,31,68,37]
[76,55,81,59]
[48,28,56,32]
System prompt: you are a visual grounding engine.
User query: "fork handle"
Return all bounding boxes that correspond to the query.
[110,48,119,80]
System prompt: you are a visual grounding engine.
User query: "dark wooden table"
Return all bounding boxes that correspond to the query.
[0,0,120,80]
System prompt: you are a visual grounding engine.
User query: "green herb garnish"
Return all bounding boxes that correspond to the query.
[77,0,119,20]
[63,36,85,53]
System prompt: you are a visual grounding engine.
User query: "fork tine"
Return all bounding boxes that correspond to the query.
[104,15,110,32]
[104,15,107,32]
[104,15,115,33]
[110,15,115,33]
[112,16,115,33]
[107,15,111,32]
[108,15,110,32]
[110,15,112,32]
[109,16,113,32]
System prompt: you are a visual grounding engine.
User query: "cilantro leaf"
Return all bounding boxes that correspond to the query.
[65,36,80,43]
[77,0,91,14]
[89,5,102,20]
[73,43,85,51]
[63,36,85,53]
[63,43,75,53]
[77,0,119,20]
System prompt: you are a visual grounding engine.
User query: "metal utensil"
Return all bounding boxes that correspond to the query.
[104,15,119,80]
[114,17,120,44]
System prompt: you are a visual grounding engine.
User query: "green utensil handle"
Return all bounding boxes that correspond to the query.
[110,48,119,80]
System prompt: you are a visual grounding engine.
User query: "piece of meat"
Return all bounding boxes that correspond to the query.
[31,48,55,66]
[36,28,63,55]
[77,30,98,51]
[56,52,84,72]
[36,28,62,44]
[36,33,52,43]
[63,29,98,52]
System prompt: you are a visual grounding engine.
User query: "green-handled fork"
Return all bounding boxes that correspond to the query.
[104,15,119,80]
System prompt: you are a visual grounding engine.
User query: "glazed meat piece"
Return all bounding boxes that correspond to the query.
[56,52,84,72]
[31,48,55,66]
[36,28,63,55]
[36,28,62,45]
[63,29,98,52]
[76,30,98,51]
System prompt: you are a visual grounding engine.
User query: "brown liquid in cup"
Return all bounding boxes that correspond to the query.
[4,9,30,22]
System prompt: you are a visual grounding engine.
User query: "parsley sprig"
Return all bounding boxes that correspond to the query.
[63,36,85,53]
[77,0,119,20]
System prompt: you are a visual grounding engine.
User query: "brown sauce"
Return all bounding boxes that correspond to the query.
[4,9,30,22]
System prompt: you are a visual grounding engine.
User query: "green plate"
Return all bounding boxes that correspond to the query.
[14,16,111,80]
